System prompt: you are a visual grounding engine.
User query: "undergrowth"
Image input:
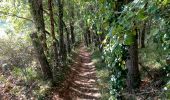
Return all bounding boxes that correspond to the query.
[91,49,111,100]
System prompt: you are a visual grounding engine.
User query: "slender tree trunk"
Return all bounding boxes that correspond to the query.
[48,0,58,63]
[86,27,91,45]
[140,3,148,48]
[69,2,75,44]
[58,0,66,61]
[66,30,71,53]
[84,32,88,46]
[30,33,53,80]
[70,21,75,44]
[48,0,55,40]
[48,0,60,84]
[62,21,71,53]
[141,22,146,48]
[126,32,141,92]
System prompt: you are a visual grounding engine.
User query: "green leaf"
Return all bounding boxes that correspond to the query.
[151,28,159,36]
[147,3,157,14]
[163,34,170,41]
[136,9,148,21]
[99,0,105,3]
[123,33,135,45]
[162,0,169,5]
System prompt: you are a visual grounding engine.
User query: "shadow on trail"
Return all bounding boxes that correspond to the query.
[52,45,101,100]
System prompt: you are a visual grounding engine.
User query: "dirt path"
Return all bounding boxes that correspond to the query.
[52,45,101,100]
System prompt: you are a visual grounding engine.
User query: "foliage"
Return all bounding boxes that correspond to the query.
[82,0,170,99]
[0,34,50,99]
[0,34,33,68]
[104,44,127,97]
[0,0,32,33]
[0,0,170,99]
[92,50,110,99]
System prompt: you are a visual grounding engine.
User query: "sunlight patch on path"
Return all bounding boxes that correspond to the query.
[51,45,101,100]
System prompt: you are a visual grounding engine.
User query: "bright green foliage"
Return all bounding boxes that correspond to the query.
[0,0,32,33]
[79,0,170,99]
[0,0,170,99]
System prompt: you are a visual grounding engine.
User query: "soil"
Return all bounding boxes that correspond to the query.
[51,45,101,100]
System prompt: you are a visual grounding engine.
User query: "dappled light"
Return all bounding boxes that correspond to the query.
[51,45,101,100]
[0,0,170,99]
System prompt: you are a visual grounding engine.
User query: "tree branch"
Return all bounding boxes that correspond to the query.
[43,10,70,35]
[0,11,33,22]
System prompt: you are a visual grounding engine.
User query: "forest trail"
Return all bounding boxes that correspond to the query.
[52,44,101,100]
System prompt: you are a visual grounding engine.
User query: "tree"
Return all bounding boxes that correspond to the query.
[115,0,141,92]
[58,0,67,62]
[28,0,53,80]
[30,33,53,80]
[126,30,141,91]
[28,0,48,54]
[69,1,75,45]
[48,0,60,84]
[80,0,141,93]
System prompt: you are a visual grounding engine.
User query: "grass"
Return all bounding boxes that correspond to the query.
[0,66,53,99]
[91,49,111,100]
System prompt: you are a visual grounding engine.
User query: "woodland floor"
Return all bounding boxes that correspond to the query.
[51,45,101,100]
[1,44,169,100]
[0,44,101,100]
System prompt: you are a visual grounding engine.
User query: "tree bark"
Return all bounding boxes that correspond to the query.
[84,32,88,46]
[86,27,91,45]
[126,33,141,92]
[30,33,53,80]
[66,29,71,53]
[29,0,53,80]
[140,3,148,48]
[58,0,66,61]
[141,22,146,48]
[48,0,58,62]
[28,0,48,54]
[69,2,75,44]
[60,20,71,53]
[48,0,60,84]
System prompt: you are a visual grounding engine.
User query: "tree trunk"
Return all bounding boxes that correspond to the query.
[70,22,75,44]
[28,0,48,55]
[62,20,71,53]
[58,0,66,61]
[48,0,58,63]
[30,33,53,80]
[126,34,141,92]
[86,27,91,45]
[141,22,146,48]
[84,32,88,46]
[140,3,148,48]
[69,2,75,44]
[29,0,53,80]
[48,0,60,84]
[66,30,71,53]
